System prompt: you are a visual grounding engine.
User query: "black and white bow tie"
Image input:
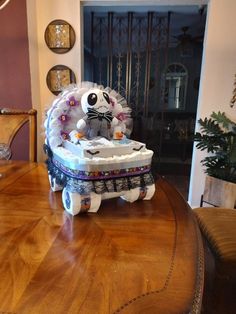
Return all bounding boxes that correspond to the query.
[87,108,113,123]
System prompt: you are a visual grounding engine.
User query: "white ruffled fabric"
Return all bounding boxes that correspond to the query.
[44,82,133,150]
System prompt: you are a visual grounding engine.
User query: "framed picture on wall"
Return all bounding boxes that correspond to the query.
[46,65,76,95]
[44,20,76,54]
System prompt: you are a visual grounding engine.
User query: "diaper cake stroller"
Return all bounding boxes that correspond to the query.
[44,82,155,215]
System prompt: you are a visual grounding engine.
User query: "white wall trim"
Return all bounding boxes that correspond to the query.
[26,0,42,161]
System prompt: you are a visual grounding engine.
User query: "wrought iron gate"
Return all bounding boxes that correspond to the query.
[90,11,170,119]
[85,8,206,178]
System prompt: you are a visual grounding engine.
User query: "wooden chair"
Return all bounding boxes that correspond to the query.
[0,108,37,162]
[194,207,236,313]
[200,175,236,208]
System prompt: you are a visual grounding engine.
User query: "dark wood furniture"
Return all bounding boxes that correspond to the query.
[194,207,236,313]
[0,161,204,313]
[0,108,37,162]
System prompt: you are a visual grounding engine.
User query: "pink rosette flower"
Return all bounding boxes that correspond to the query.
[60,131,69,140]
[58,114,70,123]
[66,96,79,107]
[116,112,126,121]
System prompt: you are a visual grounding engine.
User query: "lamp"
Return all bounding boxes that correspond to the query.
[0,0,11,10]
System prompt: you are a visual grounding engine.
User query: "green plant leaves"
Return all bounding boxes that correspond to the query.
[211,111,236,131]
[194,111,236,183]
[229,135,236,163]
[198,117,223,135]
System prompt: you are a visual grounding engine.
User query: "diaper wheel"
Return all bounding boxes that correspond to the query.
[62,188,102,215]
[142,184,155,200]
[48,174,63,192]
[121,187,140,202]
[121,184,155,203]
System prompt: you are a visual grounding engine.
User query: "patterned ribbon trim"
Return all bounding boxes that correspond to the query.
[46,157,154,195]
[52,158,151,181]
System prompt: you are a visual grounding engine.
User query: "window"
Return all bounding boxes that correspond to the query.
[164,63,188,110]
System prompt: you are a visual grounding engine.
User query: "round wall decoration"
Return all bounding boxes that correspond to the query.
[44,19,76,54]
[46,65,76,95]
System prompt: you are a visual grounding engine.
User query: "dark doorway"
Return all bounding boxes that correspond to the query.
[83,5,206,198]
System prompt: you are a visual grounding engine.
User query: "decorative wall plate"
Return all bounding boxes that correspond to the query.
[46,65,76,95]
[44,19,76,54]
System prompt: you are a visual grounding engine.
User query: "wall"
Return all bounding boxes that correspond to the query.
[26,0,82,161]
[188,0,236,207]
[0,0,31,160]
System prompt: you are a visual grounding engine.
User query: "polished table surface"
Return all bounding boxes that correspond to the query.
[0,161,204,314]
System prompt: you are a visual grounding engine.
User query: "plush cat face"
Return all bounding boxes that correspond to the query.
[81,89,110,114]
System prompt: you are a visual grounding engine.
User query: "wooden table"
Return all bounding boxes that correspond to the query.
[0,161,204,314]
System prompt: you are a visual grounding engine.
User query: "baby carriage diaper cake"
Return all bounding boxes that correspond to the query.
[44,82,155,215]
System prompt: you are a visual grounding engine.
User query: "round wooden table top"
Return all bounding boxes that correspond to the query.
[0,161,204,314]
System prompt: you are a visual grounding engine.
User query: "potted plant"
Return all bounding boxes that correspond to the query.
[194,111,236,207]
